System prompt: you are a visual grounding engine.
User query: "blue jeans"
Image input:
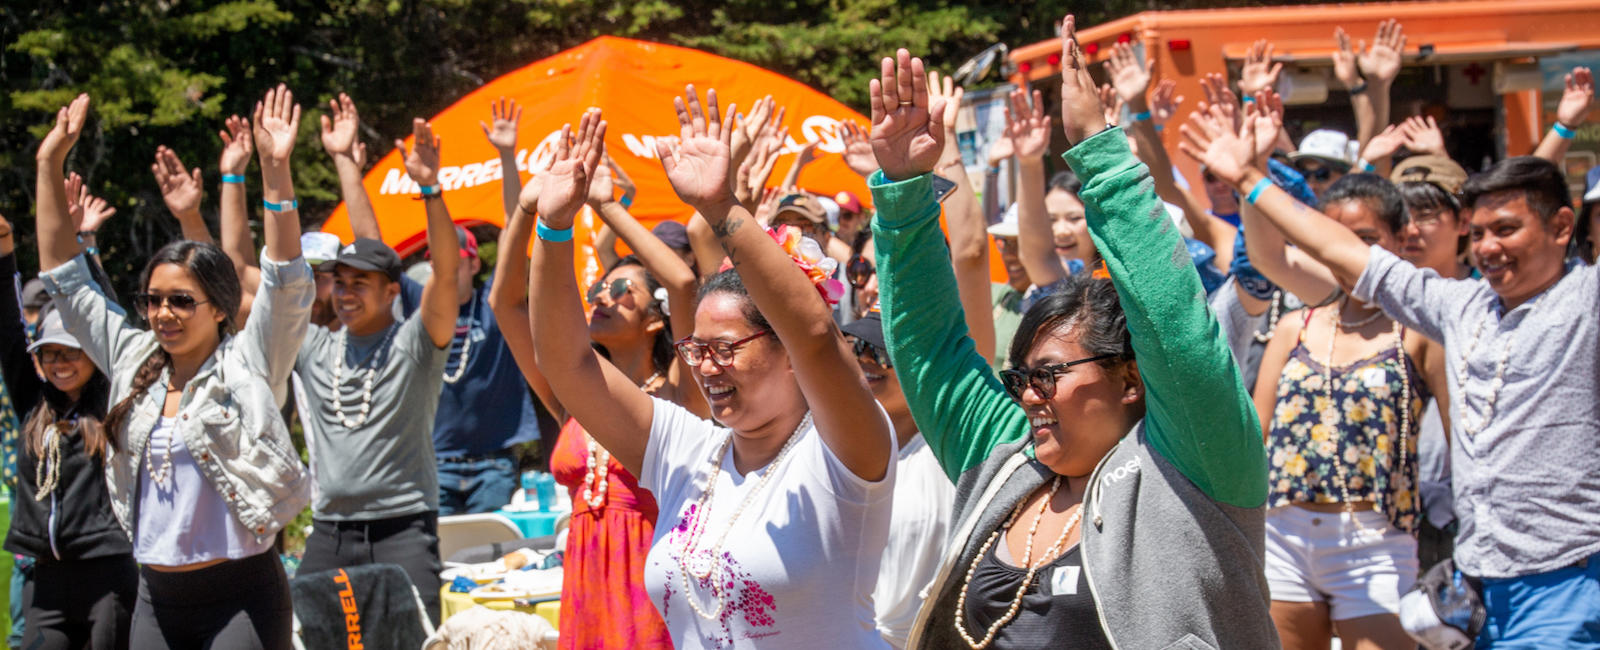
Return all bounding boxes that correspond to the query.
[1477,552,1600,648]
[10,554,34,647]
[436,452,517,516]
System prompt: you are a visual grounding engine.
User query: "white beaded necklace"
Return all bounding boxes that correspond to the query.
[1319,298,1410,532]
[442,300,477,385]
[1454,291,1547,439]
[1252,290,1284,343]
[34,423,67,500]
[582,371,663,509]
[330,324,397,429]
[954,475,1082,649]
[146,413,177,486]
[676,411,813,621]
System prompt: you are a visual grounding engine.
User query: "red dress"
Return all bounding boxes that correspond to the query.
[550,417,673,649]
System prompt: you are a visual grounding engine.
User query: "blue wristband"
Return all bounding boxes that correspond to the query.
[1153,124,1165,132]
[1129,110,1153,122]
[536,220,574,243]
[262,198,299,212]
[83,246,99,257]
[620,195,634,208]
[1553,122,1577,139]
[1241,95,1256,103]
[1359,160,1377,173]
[221,174,246,184]
[1246,177,1273,205]
[419,184,442,196]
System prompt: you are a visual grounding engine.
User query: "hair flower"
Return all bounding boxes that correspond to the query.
[768,225,844,306]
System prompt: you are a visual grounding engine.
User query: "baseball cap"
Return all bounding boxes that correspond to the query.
[834,191,864,216]
[26,309,83,354]
[774,193,826,224]
[427,225,478,260]
[21,279,50,312]
[841,308,886,351]
[987,203,1020,238]
[301,232,343,266]
[652,221,691,252]
[1392,155,1469,195]
[326,237,403,281]
[1290,129,1357,171]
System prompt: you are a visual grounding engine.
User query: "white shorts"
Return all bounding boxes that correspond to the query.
[1264,505,1419,621]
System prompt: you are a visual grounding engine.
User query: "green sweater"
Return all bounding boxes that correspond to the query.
[871,127,1265,508]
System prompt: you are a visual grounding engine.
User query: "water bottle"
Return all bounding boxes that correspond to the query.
[533,472,557,513]
[512,470,538,507]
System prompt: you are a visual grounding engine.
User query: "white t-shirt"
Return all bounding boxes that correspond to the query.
[874,434,954,648]
[641,397,895,649]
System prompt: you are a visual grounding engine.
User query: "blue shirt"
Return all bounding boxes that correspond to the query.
[401,276,541,457]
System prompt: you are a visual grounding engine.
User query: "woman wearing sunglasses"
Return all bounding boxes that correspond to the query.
[523,100,894,648]
[2,208,135,648]
[870,26,1276,649]
[490,132,702,650]
[34,89,312,649]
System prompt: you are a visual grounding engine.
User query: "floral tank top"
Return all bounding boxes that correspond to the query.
[1266,309,1430,532]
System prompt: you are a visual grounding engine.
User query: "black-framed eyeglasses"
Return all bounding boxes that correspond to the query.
[674,329,772,367]
[850,336,892,369]
[586,278,635,304]
[34,348,85,365]
[134,292,207,317]
[847,256,875,289]
[999,354,1120,401]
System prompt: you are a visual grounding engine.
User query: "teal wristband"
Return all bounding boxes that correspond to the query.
[262,198,299,212]
[1153,124,1165,132]
[1553,122,1577,139]
[1241,95,1256,103]
[419,184,442,196]
[536,220,574,242]
[221,174,246,184]
[1360,160,1377,173]
[1130,110,1153,122]
[1246,177,1273,205]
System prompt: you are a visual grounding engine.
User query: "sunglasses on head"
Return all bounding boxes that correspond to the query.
[134,292,207,317]
[999,353,1119,401]
[586,278,636,304]
[35,348,85,365]
[850,337,892,369]
[847,256,875,289]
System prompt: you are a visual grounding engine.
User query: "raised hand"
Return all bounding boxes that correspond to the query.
[396,118,443,188]
[77,184,117,233]
[252,84,301,168]
[64,173,86,228]
[1358,19,1406,85]
[1098,84,1122,126]
[839,121,879,177]
[320,93,360,158]
[929,70,965,137]
[352,141,369,169]
[1199,72,1243,132]
[480,96,522,152]
[1179,102,1259,187]
[152,146,203,217]
[39,93,91,163]
[1004,89,1053,159]
[657,86,737,210]
[1244,89,1286,166]
[1105,41,1152,105]
[1400,116,1447,157]
[1059,16,1108,146]
[986,134,1015,167]
[1362,123,1407,165]
[586,152,617,207]
[1151,79,1184,125]
[869,48,946,181]
[736,124,785,205]
[1557,67,1595,129]
[1331,27,1362,89]
[219,115,254,176]
[1239,39,1284,97]
[538,109,607,227]
[731,95,774,164]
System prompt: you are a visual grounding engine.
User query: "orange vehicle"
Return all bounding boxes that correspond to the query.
[1006,0,1600,193]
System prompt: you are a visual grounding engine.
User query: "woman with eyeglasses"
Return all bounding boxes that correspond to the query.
[522,100,894,649]
[2,207,135,648]
[870,26,1277,648]
[34,89,312,649]
[490,131,702,650]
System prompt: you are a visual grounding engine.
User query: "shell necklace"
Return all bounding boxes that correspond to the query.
[1320,298,1410,532]
[1454,291,1547,439]
[146,411,178,487]
[34,422,69,500]
[676,411,813,621]
[582,371,663,509]
[442,299,477,384]
[330,323,397,429]
[955,475,1082,649]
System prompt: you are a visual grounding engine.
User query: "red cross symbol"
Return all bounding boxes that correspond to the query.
[1463,62,1487,85]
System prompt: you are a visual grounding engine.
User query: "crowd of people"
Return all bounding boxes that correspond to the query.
[1,10,1597,650]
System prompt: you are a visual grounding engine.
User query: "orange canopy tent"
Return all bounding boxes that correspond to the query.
[321,36,874,286]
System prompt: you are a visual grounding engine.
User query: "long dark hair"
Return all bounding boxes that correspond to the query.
[23,308,114,459]
[1009,273,1132,371]
[103,241,242,436]
[608,255,675,374]
[697,268,774,334]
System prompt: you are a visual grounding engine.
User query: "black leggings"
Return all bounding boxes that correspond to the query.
[24,554,138,650]
[128,552,293,650]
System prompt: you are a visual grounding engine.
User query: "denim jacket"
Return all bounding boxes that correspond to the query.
[40,253,314,543]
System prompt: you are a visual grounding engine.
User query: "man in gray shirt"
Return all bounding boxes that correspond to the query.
[293,120,460,623]
[1225,152,1599,646]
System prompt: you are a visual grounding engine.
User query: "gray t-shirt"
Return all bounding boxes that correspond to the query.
[1207,278,1305,393]
[295,315,446,521]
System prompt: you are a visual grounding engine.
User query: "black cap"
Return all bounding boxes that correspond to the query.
[841,309,885,351]
[322,237,402,281]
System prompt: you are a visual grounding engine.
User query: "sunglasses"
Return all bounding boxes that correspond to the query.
[674,329,772,367]
[35,348,85,365]
[847,256,875,289]
[134,292,208,317]
[999,354,1120,401]
[850,337,892,369]
[1296,165,1334,181]
[586,278,636,304]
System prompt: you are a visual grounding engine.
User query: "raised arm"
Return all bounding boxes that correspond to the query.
[396,119,461,348]
[217,114,262,306]
[252,85,303,263]
[480,97,524,220]
[0,220,42,416]
[1061,16,1264,507]
[1534,67,1594,163]
[151,147,214,244]
[36,94,90,272]
[779,140,818,192]
[1008,89,1070,287]
[72,179,117,267]
[239,84,313,390]
[323,93,382,241]
[487,171,564,420]
[930,72,997,363]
